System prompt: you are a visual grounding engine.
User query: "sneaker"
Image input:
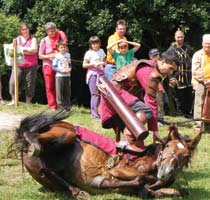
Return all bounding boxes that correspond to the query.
[7,101,15,106]
[91,115,101,121]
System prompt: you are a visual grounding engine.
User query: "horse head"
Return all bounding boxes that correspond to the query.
[157,124,202,182]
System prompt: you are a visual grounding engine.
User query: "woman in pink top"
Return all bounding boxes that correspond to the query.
[39,22,68,110]
[9,22,38,106]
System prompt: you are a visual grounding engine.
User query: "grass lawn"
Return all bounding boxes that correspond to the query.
[0,102,210,200]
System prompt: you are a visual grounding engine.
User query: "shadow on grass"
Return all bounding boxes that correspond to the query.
[172,170,210,199]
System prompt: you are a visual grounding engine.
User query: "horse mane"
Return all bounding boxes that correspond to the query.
[16,110,70,141]
[7,111,70,159]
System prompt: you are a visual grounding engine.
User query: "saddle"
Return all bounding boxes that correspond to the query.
[202,82,210,123]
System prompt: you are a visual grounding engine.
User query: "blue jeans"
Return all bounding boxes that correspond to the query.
[104,64,117,80]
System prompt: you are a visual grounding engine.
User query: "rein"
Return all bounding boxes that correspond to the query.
[158,118,202,126]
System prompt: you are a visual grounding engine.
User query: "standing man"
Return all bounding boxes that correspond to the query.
[104,19,127,80]
[100,49,180,152]
[167,29,194,117]
[192,34,210,133]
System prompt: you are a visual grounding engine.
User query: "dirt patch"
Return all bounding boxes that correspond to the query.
[0,112,24,132]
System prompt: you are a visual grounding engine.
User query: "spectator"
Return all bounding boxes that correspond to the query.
[52,41,71,111]
[100,49,180,152]
[104,19,127,80]
[107,39,141,70]
[8,22,38,106]
[167,29,194,117]
[83,36,106,119]
[149,48,160,61]
[0,76,4,104]
[148,48,165,124]
[39,22,68,110]
[192,34,210,133]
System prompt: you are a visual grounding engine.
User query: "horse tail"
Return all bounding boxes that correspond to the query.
[16,110,70,141]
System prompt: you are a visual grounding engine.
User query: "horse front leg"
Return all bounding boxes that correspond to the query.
[144,187,188,198]
[99,175,143,189]
[145,177,175,190]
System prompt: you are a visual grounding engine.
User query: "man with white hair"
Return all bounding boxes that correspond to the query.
[192,34,210,133]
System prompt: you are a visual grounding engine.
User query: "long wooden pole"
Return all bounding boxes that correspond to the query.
[13,39,18,107]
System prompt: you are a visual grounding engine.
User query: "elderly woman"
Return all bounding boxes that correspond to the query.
[8,22,38,106]
[39,22,68,110]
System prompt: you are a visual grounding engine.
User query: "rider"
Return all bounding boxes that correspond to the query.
[99,49,180,153]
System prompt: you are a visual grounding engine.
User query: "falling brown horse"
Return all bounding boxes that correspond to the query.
[12,111,201,199]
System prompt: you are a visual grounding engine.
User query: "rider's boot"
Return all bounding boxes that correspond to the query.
[117,112,148,154]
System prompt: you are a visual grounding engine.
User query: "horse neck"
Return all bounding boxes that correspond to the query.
[126,143,163,164]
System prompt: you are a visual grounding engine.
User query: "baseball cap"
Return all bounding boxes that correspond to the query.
[149,48,160,57]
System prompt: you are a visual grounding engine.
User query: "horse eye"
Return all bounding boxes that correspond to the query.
[165,144,169,148]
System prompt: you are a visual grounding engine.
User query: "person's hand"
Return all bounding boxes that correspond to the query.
[204,79,210,84]
[62,68,71,73]
[153,131,165,144]
[95,62,106,67]
[49,53,56,59]
[169,78,177,88]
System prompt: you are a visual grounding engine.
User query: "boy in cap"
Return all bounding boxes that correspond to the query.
[149,48,165,125]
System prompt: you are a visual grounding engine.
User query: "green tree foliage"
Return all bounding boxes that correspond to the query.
[0,12,20,74]
[0,0,209,103]
[0,0,35,18]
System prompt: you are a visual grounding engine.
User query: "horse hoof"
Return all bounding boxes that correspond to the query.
[76,190,91,200]
[28,143,41,157]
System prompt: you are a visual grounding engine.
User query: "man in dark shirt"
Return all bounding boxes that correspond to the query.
[167,29,194,117]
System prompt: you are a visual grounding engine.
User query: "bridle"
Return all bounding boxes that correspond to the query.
[157,151,180,169]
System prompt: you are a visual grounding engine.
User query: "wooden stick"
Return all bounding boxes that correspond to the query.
[13,39,18,107]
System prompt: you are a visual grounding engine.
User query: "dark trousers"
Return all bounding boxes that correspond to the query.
[174,86,193,116]
[55,76,71,110]
[9,66,37,98]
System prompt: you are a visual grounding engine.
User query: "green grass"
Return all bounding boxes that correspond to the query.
[0,102,210,200]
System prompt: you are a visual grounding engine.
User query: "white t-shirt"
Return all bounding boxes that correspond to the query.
[83,48,106,84]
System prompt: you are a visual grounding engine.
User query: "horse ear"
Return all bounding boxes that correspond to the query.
[188,132,202,151]
[166,125,180,141]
